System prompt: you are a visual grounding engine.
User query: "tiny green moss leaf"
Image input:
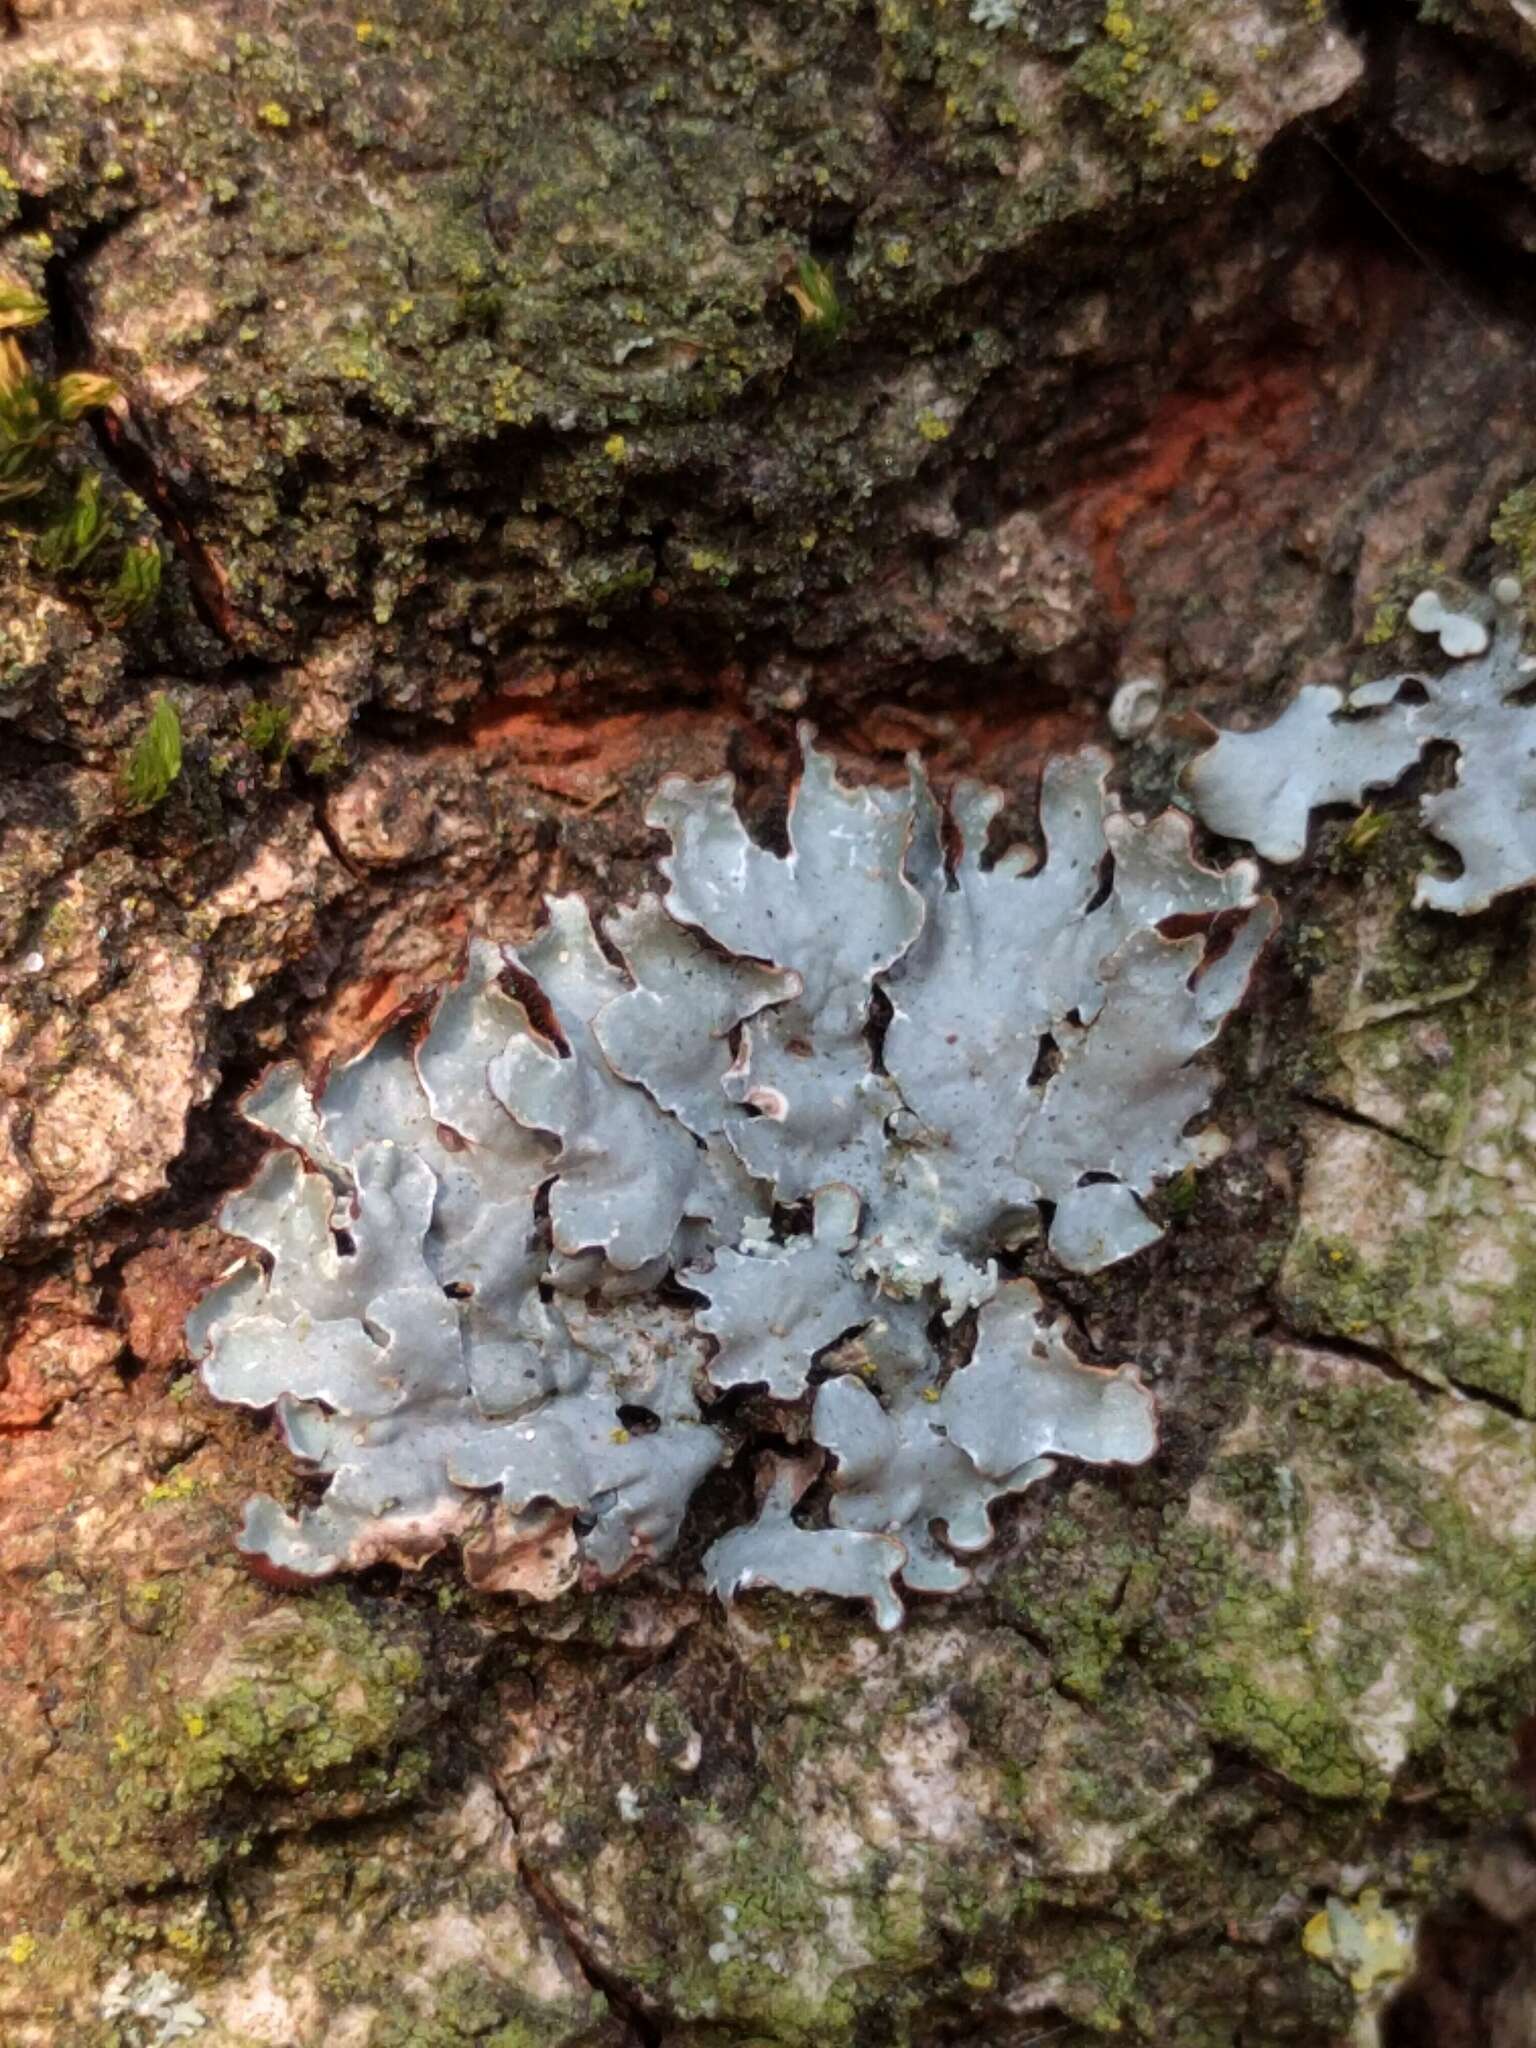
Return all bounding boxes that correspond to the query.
[242,699,292,762]
[1340,806,1388,859]
[786,256,847,343]
[34,471,115,574]
[53,371,119,423]
[122,695,183,811]
[0,283,47,332]
[0,334,49,504]
[0,336,121,505]
[101,539,164,625]
[1165,1163,1198,1220]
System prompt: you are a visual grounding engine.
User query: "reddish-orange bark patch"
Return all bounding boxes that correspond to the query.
[0,1283,123,1430]
[840,701,1096,790]
[119,1232,234,1375]
[1065,362,1318,621]
[297,952,468,1074]
[467,698,745,806]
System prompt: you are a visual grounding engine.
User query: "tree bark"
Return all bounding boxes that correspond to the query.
[2,4,1535,2044]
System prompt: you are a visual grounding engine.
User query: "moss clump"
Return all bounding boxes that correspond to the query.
[119,694,183,811]
[0,331,118,507]
[0,281,46,332]
[52,1592,435,1893]
[786,255,847,345]
[240,697,293,761]
[33,470,115,574]
[1492,478,1536,586]
[99,539,163,626]
[1152,1353,1536,1802]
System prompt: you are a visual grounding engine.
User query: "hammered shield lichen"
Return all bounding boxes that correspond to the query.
[189,732,1273,1622]
[1184,585,1536,913]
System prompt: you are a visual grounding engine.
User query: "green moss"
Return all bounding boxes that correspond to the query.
[1336,805,1390,860]
[52,1592,434,1894]
[786,255,847,345]
[241,698,293,761]
[119,694,183,811]
[0,281,46,331]
[0,328,118,507]
[1492,479,1536,586]
[33,470,115,573]
[99,539,163,625]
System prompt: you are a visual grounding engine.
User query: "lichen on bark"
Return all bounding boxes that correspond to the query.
[4,3,1536,2046]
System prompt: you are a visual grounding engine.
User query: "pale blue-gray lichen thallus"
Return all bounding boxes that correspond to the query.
[1184,585,1536,914]
[190,728,1273,1624]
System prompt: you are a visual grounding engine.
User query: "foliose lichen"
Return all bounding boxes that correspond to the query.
[99,1966,206,2047]
[1185,582,1536,913]
[189,733,1275,1625]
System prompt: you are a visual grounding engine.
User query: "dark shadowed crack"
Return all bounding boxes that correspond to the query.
[89,406,243,647]
[1270,1317,1529,1422]
[301,792,367,883]
[477,1752,660,2048]
[1293,1089,1445,1163]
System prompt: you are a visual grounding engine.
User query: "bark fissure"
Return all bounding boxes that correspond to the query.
[1293,1088,1444,1164]
[1269,1316,1528,1421]
[478,1751,661,2048]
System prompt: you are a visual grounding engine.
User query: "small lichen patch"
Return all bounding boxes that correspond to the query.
[100,1966,207,2045]
[1185,586,1536,912]
[1302,1889,1414,2045]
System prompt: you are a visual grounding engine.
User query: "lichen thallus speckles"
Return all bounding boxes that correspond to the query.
[189,732,1276,1627]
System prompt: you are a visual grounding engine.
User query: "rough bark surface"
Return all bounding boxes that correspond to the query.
[2,3,1536,2045]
